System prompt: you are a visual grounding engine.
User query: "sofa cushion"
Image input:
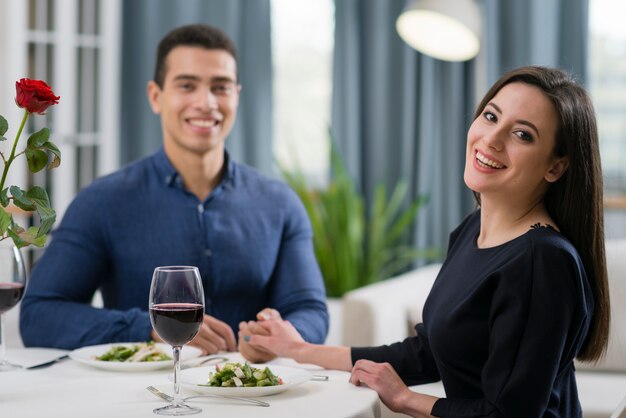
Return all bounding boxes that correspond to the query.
[577,239,626,372]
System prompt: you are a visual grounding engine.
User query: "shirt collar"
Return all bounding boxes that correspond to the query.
[153,147,237,190]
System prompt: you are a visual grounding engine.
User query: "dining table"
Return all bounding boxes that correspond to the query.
[1,347,382,418]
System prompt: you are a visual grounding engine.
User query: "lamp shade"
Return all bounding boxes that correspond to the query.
[396,0,482,61]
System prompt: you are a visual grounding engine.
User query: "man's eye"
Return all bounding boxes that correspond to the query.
[211,84,232,95]
[178,83,194,91]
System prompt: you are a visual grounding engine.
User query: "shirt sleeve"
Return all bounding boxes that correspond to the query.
[19,186,153,349]
[431,238,589,418]
[351,324,442,386]
[267,188,329,344]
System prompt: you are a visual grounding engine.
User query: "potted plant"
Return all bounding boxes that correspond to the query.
[280,138,433,342]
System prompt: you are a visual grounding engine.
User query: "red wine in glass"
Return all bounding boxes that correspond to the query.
[0,283,25,315]
[0,243,27,372]
[150,303,203,346]
[149,266,205,416]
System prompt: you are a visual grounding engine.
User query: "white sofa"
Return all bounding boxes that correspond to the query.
[342,239,626,418]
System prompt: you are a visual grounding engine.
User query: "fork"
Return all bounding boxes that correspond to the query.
[146,386,270,407]
[180,355,229,370]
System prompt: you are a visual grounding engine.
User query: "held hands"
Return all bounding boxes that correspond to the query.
[151,314,236,355]
[239,311,306,361]
[237,308,284,363]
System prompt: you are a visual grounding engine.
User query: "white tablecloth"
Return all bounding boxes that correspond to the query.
[1,348,381,418]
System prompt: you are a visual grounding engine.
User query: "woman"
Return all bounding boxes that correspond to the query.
[240,66,610,418]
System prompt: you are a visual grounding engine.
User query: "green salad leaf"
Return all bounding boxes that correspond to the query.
[95,341,171,362]
[200,362,283,387]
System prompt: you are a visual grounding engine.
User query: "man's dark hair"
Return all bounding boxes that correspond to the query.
[153,24,238,88]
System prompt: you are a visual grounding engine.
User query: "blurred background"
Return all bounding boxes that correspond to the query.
[0,0,625,269]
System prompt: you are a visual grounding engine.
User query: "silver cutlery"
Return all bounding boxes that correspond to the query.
[180,355,229,370]
[25,354,70,370]
[146,386,270,407]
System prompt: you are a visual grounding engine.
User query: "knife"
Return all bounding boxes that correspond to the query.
[25,354,70,370]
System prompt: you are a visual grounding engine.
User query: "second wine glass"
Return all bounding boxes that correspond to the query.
[149,266,204,416]
[0,241,27,372]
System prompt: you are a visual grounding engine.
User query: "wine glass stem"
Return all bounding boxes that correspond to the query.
[172,345,182,406]
[0,314,6,364]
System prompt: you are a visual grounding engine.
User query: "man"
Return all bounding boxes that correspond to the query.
[20,24,328,361]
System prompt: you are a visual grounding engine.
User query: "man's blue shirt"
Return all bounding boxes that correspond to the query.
[20,149,328,349]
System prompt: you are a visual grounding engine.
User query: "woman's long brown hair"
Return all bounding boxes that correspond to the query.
[472,66,609,361]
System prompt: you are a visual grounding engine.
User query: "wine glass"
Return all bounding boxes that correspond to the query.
[0,241,27,372]
[149,266,204,416]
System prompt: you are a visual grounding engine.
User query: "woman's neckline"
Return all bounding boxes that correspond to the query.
[474,220,559,250]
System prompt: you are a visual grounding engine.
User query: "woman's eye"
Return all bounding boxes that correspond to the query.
[483,111,496,122]
[515,130,534,142]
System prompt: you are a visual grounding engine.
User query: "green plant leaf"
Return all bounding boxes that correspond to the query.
[43,141,61,169]
[0,115,8,136]
[25,148,49,173]
[384,180,409,228]
[9,186,36,211]
[384,194,428,247]
[279,129,431,296]
[0,188,8,207]
[27,127,50,148]
[26,186,56,237]
[0,206,11,235]
[8,225,47,248]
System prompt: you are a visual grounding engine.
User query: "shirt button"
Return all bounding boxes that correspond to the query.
[205,249,212,257]
[197,204,204,213]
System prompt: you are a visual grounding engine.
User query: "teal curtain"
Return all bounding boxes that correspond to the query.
[332,0,475,260]
[120,0,273,174]
[484,0,589,84]
[331,0,589,262]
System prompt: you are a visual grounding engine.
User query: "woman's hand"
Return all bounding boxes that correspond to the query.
[238,308,285,363]
[242,317,306,359]
[350,359,437,417]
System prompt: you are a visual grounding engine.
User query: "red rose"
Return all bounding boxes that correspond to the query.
[15,78,60,114]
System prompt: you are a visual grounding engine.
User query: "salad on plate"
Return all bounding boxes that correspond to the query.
[201,362,283,388]
[95,341,171,362]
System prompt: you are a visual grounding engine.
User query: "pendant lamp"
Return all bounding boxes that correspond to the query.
[396,0,482,61]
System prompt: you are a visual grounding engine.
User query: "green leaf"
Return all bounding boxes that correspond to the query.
[0,206,11,235]
[26,186,56,237]
[0,115,8,136]
[25,148,49,173]
[43,141,61,169]
[8,225,47,248]
[9,186,36,211]
[385,194,428,247]
[27,127,50,148]
[6,227,25,248]
[279,128,432,296]
[0,188,8,207]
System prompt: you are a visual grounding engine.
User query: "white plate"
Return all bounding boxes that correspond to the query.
[179,364,312,397]
[69,342,202,372]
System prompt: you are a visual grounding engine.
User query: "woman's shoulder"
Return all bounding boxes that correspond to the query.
[511,227,587,294]
[447,210,480,249]
[522,225,580,262]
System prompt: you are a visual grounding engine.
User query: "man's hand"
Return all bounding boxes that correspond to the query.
[241,315,306,361]
[237,308,282,363]
[152,314,236,355]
